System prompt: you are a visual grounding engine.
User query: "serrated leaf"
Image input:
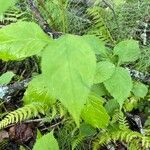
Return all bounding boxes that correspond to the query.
[0,71,15,85]
[114,40,140,64]
[132,82,148,98]
[0,0,17,14]
[94,61,115,84]
[82,95,110,128]
[83,35,107,56]
[104,67,132,106]
[41,34,96,125]
[23,75,55,106]
[33,132,59,150]
[0,21,51,61]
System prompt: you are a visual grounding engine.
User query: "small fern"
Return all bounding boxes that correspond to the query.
[0,102,48,129]
[56,120,76,150]
[0,7,28,28]
[38,0,68,32]
[111,110,129,129]
[72,134,85,150]
[93,110,150,149]
[87,6,114,44]
[128,139,140,150]
[93,129,150,149]
[71,123,96,150]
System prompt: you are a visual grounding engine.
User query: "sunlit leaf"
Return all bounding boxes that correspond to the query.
[104,67,132,106]
[132,82,148,98]
[0,21,51,61]
[41,34,96,125]
[23,75,55,106]
[0,71,15,85]
[94,61,115,84]
[0,0,17,14]
[83,35,107,56]
[33,132,59,150]
[82,95,110,128]
[114,40,140,64]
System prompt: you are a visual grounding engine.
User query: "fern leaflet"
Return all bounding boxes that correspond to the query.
[0,102,48,130]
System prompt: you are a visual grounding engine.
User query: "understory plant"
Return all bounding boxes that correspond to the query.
[0,1,149,150]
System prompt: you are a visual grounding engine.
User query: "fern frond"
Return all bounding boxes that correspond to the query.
[129,140,140,150]
[111,110,129,129]
[72,134,85,150]
[93,131,111,150]
[0,102,48,130]
[56,120,76,149]
[87,6,114,44]
[93,129,150,149]
[0,7,28,27]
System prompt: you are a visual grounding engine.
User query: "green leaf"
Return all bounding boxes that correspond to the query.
[0,0,17,14]
[132,82,148,98]
[37,129,42,139]
[94,61,115,84]
[124,97,137,112]
[83,35,107,56]
[91,83,108,97]
[105,99,119,115]
[114,40,140,64]
[79,123,96,136]
[0,21,51,61]
[41,34,96,125]
[33,132,59,150]
[23,75,55,106]
[104,67,132,106]
[0,71,15,85]
[82,95,110,128]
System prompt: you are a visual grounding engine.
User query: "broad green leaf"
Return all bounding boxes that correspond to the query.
[23,75,55,106]
[0,71,15,85]
[0,0,17,14]
[41,34,96,125]
[104,67,132,106]
[33,132,59,150]
[83,35,107,56]
[91,83,108,97]
[94,61,115,84]
[0,21,51,61]
[82,95,110,128]
[132,82,148,98]
[114,40,140,64]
